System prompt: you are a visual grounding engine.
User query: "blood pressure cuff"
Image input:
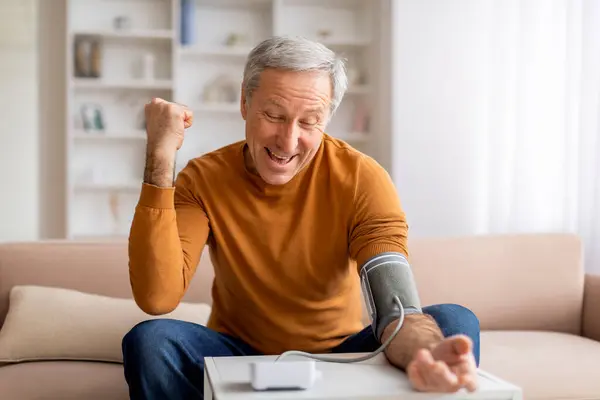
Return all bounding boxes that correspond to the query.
[359,252,422,341]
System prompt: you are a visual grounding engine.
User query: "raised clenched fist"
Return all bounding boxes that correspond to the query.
[144,98,193,152]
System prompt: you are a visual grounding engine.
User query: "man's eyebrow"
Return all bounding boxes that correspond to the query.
[265,99,324,114]
[266,99,284,108]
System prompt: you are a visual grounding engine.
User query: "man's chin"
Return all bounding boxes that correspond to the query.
[262,174,293,186]
[258,169,295,186]
[254,158,299,185]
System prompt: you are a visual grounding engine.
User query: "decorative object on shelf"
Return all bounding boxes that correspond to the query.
[224,33,247,47]
[114,94,148,130]
[74,37,102,78]
[316,29,332,40]
[203,75,239,104]
[90,40,102,78]
[81,103,105,132]
[74,37,92,78]
[77,166,104,185]
[113,16,131,31]
[138,108,147,131]
[142,53,155,81]
[180,0,196,46]
[347,67,364,86]
[352,101,370,133]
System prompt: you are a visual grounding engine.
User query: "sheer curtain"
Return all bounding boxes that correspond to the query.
[389,0,600,273]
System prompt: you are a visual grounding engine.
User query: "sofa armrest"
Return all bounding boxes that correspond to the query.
[583,274,600,342]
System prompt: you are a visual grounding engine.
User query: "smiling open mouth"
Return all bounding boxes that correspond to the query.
[265,148,295,165]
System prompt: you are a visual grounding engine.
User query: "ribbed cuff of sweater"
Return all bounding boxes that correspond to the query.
[138,183,175,209]
[356,244,408,269]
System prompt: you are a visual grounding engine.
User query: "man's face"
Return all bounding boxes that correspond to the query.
[241,68,332,186]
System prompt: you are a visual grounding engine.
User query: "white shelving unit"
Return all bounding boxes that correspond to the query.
[65,0,380,239]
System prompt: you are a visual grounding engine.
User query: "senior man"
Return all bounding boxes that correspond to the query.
[122,36,480,399]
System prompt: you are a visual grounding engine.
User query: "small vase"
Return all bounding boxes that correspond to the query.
[180,0,195,46]
[142,53,155,81]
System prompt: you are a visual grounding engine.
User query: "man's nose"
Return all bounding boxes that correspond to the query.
[277,122,300,154]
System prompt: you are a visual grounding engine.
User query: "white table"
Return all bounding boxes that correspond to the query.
[203,353,522,399]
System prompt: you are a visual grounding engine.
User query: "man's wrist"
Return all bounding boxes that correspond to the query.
[382,313,444,369]
[144,145,177,188]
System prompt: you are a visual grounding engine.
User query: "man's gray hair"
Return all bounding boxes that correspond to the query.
[242,36,348,116]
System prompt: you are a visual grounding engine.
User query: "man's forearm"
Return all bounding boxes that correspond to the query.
[130,146,184,314]
[129,186,185,315]
[144,146,176,187]
[382,313,444,369]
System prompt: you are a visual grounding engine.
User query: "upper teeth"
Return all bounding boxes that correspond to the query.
[271,150,290,160]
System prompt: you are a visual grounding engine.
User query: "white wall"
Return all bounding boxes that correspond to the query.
[389,0,490,238]
[0,0,39,241]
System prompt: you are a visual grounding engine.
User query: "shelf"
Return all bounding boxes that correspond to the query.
[72,78,173,90]
[72,234,128,242]
[278,0,371,45]
[71,29,174,40]
[73,130,147,140]
[334,132,369,142]
[346,85,370,94]
[190,0,273,50]
[65,0,378,240]
[74,183,141,192]
[320,38,371,47]
[282,0,365,6]
[179,46,253,57]
[196,0,273,8]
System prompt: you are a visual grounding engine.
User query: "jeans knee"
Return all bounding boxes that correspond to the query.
[122,319,174,365]
[425,303,480,333]
[122,319,209,398]
[446,304,479,331]
[424,303,481,366]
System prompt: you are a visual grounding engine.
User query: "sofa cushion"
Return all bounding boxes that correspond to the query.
[0,361,128,400]
[480,331,600,400]
[0,285,211,363]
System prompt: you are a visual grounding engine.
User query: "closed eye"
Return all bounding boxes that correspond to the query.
[265,112,285,121]
[300,116,320,127]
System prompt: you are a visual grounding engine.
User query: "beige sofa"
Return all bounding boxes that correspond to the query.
[0,233,599,399]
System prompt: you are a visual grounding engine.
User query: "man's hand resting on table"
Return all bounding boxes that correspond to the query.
[407,334,478,393]
[381,315,478,394]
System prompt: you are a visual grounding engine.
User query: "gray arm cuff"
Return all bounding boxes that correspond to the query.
[359,252,422,341]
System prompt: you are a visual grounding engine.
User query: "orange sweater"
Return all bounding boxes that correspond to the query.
[128,134,409,354]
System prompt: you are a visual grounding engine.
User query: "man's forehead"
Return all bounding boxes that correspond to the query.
[265,98,327,113]
[259,68,332,92]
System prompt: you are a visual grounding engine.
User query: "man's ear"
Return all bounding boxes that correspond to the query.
[240,85,247,120]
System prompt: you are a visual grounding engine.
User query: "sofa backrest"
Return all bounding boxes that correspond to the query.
[407,233,585,334]
[0,241,215,327]
[0,233,585,334]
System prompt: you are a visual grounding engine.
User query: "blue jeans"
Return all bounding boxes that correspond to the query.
[122,304,480,400]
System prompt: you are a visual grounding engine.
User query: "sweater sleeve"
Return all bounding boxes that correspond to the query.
[128,163,210,315]
[348,155,409,269]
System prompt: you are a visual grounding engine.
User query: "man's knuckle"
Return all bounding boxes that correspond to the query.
[167,104,180,115]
